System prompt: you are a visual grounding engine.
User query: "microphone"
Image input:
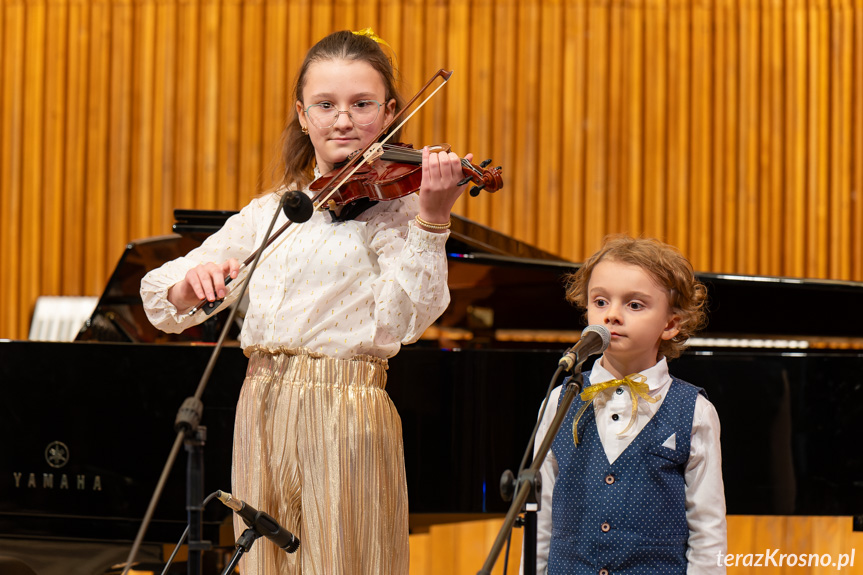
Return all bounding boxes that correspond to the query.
[216,490,300,553]
[283,190,314,223]
[558,324,611,372]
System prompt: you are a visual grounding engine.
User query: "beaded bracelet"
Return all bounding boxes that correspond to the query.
[415,214,452,230]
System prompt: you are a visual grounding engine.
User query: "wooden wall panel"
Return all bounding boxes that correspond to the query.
[537,0,563,253]
[175,0,199,211]
[585,0,610,255]
[259,0,288,192]
[107,0,132,278]
[406,515,863,575]
[84,0,110,297]
[712,0,730,272]
[152,0,177,234]
[739,0,759,276]
[218,0,240,208]
[807,0,829,279]
[489,0,517,238]
[43,0,67,296]
[785,0,808,278]
[513,0,541,247]
[443,0,471,218]
[197,0,219,209]
[614,0,636,237]
[132,0,156,240]
[559,0,587,262]
[238,0,264,204]
[1,1,26,337]
[409,516,524,575]
[666,0,691,256]
[689,0,712,269]
[761,0,784,277]
[855,0,863,280]
[644,0,666,240]
[63,0,89,294]
[22,1,46,340]
[463,0,494,226]
[2,0,863,336]
[829,0,853,279]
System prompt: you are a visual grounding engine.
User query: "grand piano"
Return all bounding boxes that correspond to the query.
[2,212,862,574]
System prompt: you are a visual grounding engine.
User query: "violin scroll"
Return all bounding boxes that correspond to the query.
[457,157,503,197]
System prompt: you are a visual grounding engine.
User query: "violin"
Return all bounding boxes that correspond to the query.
[309,142,503,208]
[189,69,502,316]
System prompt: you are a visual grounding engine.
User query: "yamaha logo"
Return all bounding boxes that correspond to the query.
[11,440,102,491]
[45,441,69,469]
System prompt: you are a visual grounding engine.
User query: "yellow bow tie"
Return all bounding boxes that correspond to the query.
[572,373,660,446]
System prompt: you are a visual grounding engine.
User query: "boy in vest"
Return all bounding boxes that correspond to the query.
[526,235,727,574]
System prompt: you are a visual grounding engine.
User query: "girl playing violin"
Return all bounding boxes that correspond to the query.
[141,29,471,574]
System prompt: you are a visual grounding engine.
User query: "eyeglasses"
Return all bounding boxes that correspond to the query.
[303,100,382,129]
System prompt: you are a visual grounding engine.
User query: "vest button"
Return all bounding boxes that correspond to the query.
[605,474,615,484]
[611,413,620,421]
[599,569,610,575]
[601,521,611,532]
[615,387,624,394]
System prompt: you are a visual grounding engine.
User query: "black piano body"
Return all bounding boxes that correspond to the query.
[2,211,862,572]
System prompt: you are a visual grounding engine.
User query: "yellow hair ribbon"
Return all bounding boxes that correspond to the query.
[572,373,660,446]
[352,27,393,51]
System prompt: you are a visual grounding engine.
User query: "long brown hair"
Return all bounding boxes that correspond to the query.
[279,30,405,191]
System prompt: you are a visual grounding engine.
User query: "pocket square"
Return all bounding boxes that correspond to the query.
[661,433,676,450]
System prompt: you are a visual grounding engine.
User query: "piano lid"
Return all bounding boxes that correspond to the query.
[438,229,863,348]
[75,233,241,344]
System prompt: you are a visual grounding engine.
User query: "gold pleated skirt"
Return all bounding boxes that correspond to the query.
[232,347,409,575]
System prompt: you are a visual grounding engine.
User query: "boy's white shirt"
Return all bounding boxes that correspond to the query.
[523,355,727,574]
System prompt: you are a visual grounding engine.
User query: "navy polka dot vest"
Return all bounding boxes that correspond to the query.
[547,373,705,575]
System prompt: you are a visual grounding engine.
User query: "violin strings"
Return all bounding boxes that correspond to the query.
[379,144,478,174]
[377,144,486,188]
[379,144,423,164]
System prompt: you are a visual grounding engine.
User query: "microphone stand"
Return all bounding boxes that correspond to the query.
[220,528,263,575]
[120,193,294,575]
[477,362,588,575]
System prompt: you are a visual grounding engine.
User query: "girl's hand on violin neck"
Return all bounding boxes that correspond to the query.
[418,146,473,230]
[168,259,240,310]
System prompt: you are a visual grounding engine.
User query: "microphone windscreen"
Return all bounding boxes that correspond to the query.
[283,191,314,223]
[582,324,611,352]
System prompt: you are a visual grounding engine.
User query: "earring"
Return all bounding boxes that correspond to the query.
[301,125,309,135]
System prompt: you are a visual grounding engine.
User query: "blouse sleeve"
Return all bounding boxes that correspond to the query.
[364,195,451,346]
[685,395,728,574]
[140,196,270,333]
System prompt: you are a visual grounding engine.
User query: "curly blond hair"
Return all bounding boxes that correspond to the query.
[565,234,708,359]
